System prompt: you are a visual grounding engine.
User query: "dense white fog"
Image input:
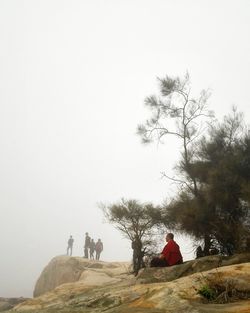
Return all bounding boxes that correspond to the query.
[0,0,250,297]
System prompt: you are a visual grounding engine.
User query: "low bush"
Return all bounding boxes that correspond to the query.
[196,270,250,304]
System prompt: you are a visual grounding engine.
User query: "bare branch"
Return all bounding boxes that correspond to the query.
[160,172,194,194]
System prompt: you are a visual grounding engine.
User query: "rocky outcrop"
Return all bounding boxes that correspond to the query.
[13,263,250,313]
[0,298,28,312]
[33,256,131,297]
[34,253,250,297]
[137,252,250,284]
[7,254,250,313]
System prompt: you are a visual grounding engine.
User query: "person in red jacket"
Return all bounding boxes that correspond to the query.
[150,233,183,267]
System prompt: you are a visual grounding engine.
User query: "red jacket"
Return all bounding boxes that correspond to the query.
[161,239,183,266]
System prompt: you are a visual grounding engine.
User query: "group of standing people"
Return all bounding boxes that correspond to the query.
[66,233,104,260]
[84,232,103,260]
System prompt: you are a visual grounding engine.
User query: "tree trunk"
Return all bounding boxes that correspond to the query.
[203,233,211,256]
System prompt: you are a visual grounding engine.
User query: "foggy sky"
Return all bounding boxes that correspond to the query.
[0,0,250,297]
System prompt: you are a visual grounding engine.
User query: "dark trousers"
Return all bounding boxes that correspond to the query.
[90,250,94,259]
[150,257,168,267]
[67,246,73,256]
[84,247,89,258]
[96,251,101,260]
[150,257,183,267]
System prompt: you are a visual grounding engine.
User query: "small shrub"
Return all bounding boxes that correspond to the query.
[196,271,250,304]
[198,284,216,300]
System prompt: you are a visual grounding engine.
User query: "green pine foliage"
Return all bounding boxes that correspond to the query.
[164,108,250,253]
[137,73,250,255]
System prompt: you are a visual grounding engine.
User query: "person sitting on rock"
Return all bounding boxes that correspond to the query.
[67,235,74,256]
[89,238,96,260]
[95,238,103,260]
[150,233,183,267]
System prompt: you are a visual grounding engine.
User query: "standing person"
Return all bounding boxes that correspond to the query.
[150,233,183,267]
[67,235,74,256]
[84,232,91,258]
[89,238,95,260]
[95,238,103,260]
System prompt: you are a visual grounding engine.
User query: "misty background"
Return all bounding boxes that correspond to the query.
[0,0,250,298]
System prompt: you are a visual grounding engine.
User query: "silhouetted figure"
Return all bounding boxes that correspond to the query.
[84,232,91,258]
[196,245,205,258]
[150,233,183,267]
[95,239,103,260]
[89,238,95,260]
[67,235,74,256]
[225,243,234,256]
[131,235,143,275]
[209,247,219,255]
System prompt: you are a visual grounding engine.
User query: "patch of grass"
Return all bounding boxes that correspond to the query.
[196,269,250,304]
[198,284,216,301]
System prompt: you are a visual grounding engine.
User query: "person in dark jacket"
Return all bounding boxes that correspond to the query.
[67,235,74,256]
[150,233,183,267]
[95,239,103,260]
[89,238,96,260]
[84,232,91,258]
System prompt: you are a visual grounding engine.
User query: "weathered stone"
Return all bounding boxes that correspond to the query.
[33,255,131,297]
[12,263,250,313]
[0,298,28,312]
[7,254,250,312]
[136,253,250,284]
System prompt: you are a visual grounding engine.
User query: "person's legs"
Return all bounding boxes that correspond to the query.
[150,257,168,267]
[96,251,100,260]
[84,247,88,258]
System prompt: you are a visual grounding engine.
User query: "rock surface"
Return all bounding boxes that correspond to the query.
[137,252,250,284]
[34,253,250,297]
[12,262,250,313]
[6,254,250,313]
[0,298,28,312]
[34,256,131,297]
